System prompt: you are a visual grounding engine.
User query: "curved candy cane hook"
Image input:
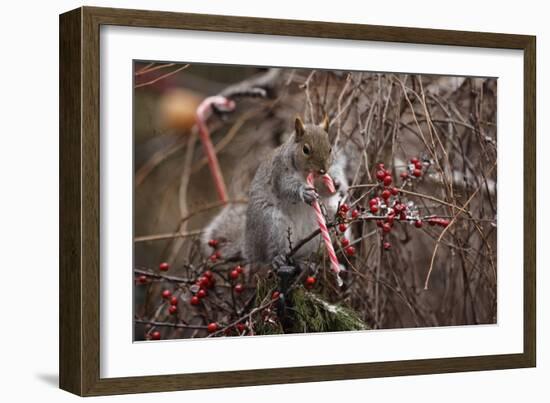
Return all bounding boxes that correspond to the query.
[195,96,236,203]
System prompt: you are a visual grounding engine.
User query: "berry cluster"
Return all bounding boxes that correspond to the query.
[136,261,171,285]
[370,163,422,250]
[337,203,360,220]
[336,207,357,257]
[338,235,355,256]
[332,160,451,254]
[400,157,425,181]
[229,265,244,294]
[140,257,265,339]
[207,239,221,262]
[190,269,216,305]
[375,164,395,186]
[167,293,179,315]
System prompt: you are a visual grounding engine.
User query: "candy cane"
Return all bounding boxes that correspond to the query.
[321,174,336,194]
[195,96,236,204]
[306,172,343,286]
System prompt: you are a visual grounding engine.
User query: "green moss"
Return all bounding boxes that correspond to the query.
[253,274,367,335]
[291,288,367,333]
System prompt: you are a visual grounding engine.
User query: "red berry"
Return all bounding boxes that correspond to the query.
[390,187,399,196]
[159,262,170,271]
[272,291,281,300]
[235,265,243,274]
[190,296,200,305]
[339,203,350,213]
[370,205,379,214]
[168,305,177,315]
[414,161,423,170]
[197,276,210,289]
[413,168,422,177]
[203,270,213,279]
[383,241,392,250]
[351,209,360,219]
[415,220,423,228]
[197,288,207,298]
[137,275,148,284]
[382,223,392,233]
[381,189,391,200]
[376,170,386,181]
[383,175,393,186]
[345,246,356,256]
[386,215,395,225]
[369,197,379,206]
[209,254,218,263]
[305,276,316,287]
[376,220,383,228]
[229,269,239,280]
[338,223,347,232]
[214,251,221,259]
[151,331,161,340]
[394,203,405,213]
[400,171,409,180]
[208,239,219,248]
[341,237,350,247]
[169,296,178,306]
[161,289,172,299]
[411,157,420,164]
[236,323,246,333]
[234,284,244,294]
[207,322,218,333]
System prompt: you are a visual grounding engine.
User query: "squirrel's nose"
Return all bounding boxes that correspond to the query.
[318,168,326,175]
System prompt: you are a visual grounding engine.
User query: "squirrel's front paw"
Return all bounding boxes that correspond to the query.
[300,186,319,205]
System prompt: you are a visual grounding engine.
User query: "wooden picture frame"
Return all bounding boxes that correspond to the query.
[59,6,536,396]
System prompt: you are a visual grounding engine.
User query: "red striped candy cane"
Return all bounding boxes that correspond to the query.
[195,96,236,204]
[321,174,336,194]
[306,172,343,286]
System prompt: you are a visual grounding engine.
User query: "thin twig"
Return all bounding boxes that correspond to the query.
[135,64,190,88]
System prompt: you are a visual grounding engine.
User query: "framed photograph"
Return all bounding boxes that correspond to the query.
[59,6,536,396]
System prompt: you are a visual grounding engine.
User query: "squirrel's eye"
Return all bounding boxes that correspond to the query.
[302,144,311,155]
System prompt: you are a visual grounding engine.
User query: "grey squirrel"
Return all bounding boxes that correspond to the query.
[202,115,348,266]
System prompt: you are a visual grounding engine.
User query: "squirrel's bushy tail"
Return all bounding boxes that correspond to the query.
[201,203,247,260]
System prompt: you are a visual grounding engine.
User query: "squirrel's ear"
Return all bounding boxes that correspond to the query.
[295,116,305,140]
[320,113,330,132]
